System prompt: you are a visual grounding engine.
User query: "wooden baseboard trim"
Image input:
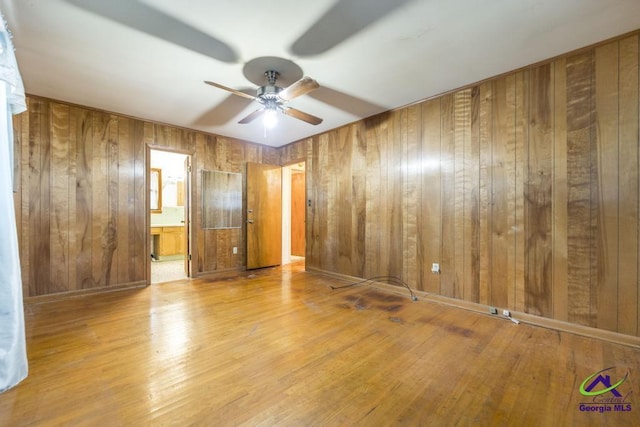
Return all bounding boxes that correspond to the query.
[306,267,640,349]
[24,281,147,304]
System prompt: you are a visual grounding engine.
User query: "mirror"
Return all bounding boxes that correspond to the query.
[202,170,242,229]
[150,168,162,213]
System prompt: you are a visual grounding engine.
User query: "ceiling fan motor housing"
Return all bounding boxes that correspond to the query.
[258,70,282,100]
[257,84,281,99]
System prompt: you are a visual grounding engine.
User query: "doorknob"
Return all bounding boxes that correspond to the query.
[247,219,254,224]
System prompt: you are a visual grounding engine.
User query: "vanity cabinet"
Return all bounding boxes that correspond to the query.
[151,226,185,257]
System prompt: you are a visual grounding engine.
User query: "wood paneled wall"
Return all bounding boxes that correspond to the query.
[296,33,640,337]
[12,97,278,297]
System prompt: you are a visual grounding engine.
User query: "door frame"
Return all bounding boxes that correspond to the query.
[146,145,194,284]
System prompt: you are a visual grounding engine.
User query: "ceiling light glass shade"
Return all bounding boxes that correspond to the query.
[263,109,277,128]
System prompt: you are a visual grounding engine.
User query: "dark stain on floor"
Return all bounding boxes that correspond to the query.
[337,288,413,317]
[363,290,404,303]
[442,324,474,338]
[377,304,404,313]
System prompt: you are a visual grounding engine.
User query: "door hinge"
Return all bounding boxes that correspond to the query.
[188,254,192,261]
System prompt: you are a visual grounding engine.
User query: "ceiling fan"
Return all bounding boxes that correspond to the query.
[205,70,323,126]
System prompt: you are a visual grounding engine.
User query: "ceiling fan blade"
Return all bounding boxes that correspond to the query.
[238,108,265,124]
[282,107,323,125]
[205,81,257,100]
[278,77,320,102]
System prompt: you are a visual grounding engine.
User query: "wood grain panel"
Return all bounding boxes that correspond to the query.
[306,137,320,269]
[453,90,467,300]
[364,115,383,278]
[525,64,553,317]
[335,126,353,274]
[215,229,232,269]
[106,114,119,286]
[565,51,595,327]
[403,105,420,288]
[66,106,78,292]
[30,99,51,295]
[90,112,107,288]
[514,70,528,313]
[388,111,403,279]
[90,112,116,288]
[552,58,569,322]
[468,86,481,303]
[279,140,307,165]
[595,42,620,332]
[419,99,441,294]
[440,94,456,298]
[374,114,391,277]
[194,134,207,273]
[504,73,520,311]
[116,118,135,283]
[201,170,242,229]
[490,75,513,309]
[459,89,476,302]
[74,107,93,290]
[478,82,493,305]
[51,103,71,293]
[317,134,331,272]
[351,123,367,277]
[617,35,639,336]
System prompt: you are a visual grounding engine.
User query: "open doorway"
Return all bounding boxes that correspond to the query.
[282,162,305,266]
[150,149,190,284]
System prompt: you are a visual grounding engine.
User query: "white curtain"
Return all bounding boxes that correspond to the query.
[0,13,27,393]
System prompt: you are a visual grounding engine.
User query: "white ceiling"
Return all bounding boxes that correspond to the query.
[3,0,640,147]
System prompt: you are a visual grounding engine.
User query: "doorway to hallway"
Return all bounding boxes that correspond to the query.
[282,162,306,267]
[149,149,191,284]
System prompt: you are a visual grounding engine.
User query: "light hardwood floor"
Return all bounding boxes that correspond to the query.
[1,262,639,426]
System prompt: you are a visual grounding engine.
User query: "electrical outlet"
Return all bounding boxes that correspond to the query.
[431,263,440,274]
[489,307,498,315]
[233,247,238,254]
[502,309,510,317]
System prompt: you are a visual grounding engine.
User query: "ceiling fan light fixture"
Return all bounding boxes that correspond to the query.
[206,69,322,127]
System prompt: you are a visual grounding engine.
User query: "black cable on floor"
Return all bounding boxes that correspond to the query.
[330,275,418,301]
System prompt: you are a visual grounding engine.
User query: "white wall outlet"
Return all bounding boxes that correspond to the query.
[233,247,238,254]
[431,263,440,274]
[503,309,510,317]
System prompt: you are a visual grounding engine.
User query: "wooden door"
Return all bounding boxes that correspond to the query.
[247,162,282,269]
[291,170,306,256]
[183,156,191,277]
